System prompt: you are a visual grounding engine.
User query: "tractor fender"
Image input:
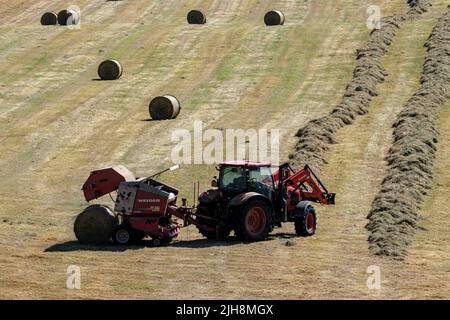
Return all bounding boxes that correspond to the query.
[228,192,272,209]
[294,201,314,217]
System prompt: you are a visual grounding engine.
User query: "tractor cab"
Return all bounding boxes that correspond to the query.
[196,161,335,242]
[216,161,275,199]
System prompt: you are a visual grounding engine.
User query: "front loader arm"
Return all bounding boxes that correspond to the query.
[281,164,335,205]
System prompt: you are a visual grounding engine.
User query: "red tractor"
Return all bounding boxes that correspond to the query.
[75,161,335,245]
[194,161,335,241]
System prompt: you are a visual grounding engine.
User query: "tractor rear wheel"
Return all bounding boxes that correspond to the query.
[234,199,273,242]
[295,206,317,237]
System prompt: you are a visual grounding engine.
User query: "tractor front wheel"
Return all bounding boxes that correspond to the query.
[294,206,317,237]
[234,199,273,242]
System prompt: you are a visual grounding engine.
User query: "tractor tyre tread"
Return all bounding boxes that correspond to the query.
[234,199,273,242]
[294,206,317,237]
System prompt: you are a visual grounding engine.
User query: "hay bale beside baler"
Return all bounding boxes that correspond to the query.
[74,205,118,244]
[74,166,135,244]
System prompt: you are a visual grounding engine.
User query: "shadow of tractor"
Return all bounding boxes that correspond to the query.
[45,232,298,252]
[45,241,144,253]
[45,238,240,252]
[170,237,242,248]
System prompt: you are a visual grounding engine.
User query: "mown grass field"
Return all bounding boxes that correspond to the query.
[0,0,448,299]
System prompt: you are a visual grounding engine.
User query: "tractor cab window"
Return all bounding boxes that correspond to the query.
[220,166,247,192]
[248,166,274,198]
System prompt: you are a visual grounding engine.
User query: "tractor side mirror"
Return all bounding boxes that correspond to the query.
[211,177,218,188]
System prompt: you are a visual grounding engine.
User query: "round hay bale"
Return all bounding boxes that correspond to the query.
[57,9,80,26]
[98,59,123,80]
[149,95,181,120]
[187,10,206,24]
[41,12,57,26]
[264,10,285,26]
[74,205,118,244]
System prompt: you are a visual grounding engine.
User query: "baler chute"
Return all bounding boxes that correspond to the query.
[82,166,135,201]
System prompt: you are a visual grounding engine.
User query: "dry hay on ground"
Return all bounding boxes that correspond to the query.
[367,6,450,260]
[289,0,432,170]
[407,0,433,15]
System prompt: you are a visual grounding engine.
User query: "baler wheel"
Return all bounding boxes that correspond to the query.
[113,224,132,245]
[234,199,273,242]
[294,206,317,237]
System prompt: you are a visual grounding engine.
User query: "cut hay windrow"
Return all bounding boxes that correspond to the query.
[289,0,432,170]
[367,6,450,260]
[407,0,433,15]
